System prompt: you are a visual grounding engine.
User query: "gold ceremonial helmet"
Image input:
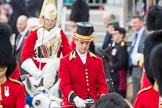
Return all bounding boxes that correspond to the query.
[39,0,57,23]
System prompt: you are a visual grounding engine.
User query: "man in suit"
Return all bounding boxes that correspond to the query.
[129,15,147,103]
[101,12,116,49]
[15,15,29,79]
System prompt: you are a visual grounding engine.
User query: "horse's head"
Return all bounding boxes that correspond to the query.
[26,88,61,108]
[24,77,62,108]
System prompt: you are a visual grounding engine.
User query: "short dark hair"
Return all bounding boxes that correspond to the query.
[132,15,144,21]
[92,93,131,108]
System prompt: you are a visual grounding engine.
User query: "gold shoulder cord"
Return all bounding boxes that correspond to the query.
[0,77,7,108]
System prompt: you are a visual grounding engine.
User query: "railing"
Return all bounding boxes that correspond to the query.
[63,0,107,7]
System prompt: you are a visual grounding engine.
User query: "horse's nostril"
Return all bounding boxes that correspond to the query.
[35,100,40,106]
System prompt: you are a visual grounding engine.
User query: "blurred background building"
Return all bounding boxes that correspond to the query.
[0,0,158,47]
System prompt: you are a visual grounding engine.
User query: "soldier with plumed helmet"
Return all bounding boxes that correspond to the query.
[21,0,71,90]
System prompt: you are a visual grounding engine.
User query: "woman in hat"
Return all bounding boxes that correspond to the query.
[108,26,128,98]
[0,22,26,108]
[59,22,108,108]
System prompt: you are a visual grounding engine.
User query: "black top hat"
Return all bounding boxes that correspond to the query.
[73,22,95,41]
[0,22,16,77]
[70,0,89,22]
[146,5,162,31]
[149,43,162,96]
[144,31,162,85]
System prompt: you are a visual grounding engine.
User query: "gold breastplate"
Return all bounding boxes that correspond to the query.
[35,35,62,58]
[35,26,62,58]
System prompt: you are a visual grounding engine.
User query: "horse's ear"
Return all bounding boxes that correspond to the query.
[49,78,61,96]
[24,77,37,96]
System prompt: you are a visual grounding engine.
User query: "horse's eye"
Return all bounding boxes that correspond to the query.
[35,100,40,106]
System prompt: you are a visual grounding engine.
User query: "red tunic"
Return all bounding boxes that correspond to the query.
[9,61,20,80]
[59,51,108,107]
[21,28,71,69]
[1,78,26,108]
[134,86,159,108]
[140,69,151,89]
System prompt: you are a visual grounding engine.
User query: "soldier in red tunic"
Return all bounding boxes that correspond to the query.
[134,32,162,107]
[134,5,162,108]
[141,5,162,90]
[59,22,108,108]
[0,22,26,108]
[21,0,71,90]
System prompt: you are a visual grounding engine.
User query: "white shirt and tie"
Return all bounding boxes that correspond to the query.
[16,28,28,50]
[130,27,145,66]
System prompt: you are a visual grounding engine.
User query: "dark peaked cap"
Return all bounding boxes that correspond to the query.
[144,31,162,85]
[149,43,162,96]
[146,5,162,31]
[70,0,89,22]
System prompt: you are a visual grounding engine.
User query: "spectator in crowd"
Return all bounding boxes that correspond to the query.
[107,26,128,98]
[103,20,119,48]
[70,0,95,53]
[129,15,147,103]
[15,15,29,80]
[21,0,71,90]
[59,22,108,108]
[0,4,11,23]
[0,22,27,108]
[101,12,116,49]
[8,0,29,35]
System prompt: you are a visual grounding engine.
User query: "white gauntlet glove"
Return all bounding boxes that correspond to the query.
[21,58,43,79]
[73,96,86,108]
[132,53,143,65]
[32,70,43,79]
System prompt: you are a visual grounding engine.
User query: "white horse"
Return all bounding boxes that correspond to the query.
[24,77,62,108]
